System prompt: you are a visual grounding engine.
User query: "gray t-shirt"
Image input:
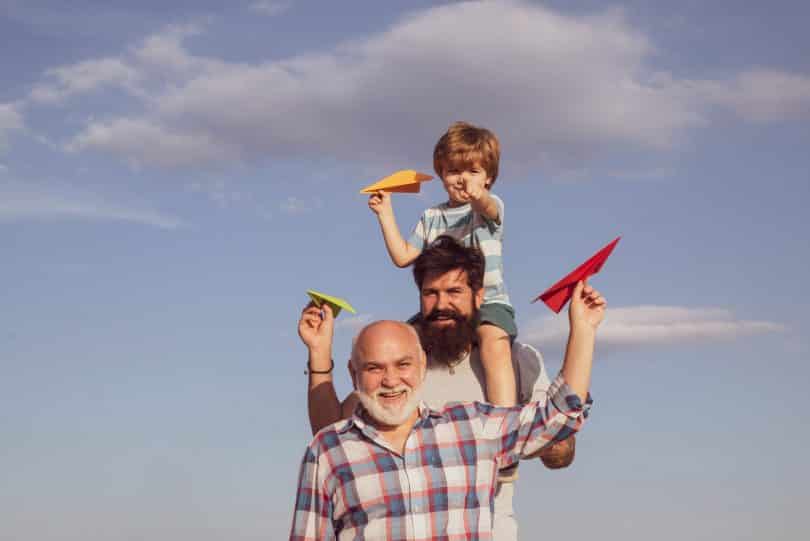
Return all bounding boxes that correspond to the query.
[421,341,550,409]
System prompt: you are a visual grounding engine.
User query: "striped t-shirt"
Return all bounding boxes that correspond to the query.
[407,194,511,307]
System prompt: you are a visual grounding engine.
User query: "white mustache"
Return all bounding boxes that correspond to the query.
[374,386,410,398]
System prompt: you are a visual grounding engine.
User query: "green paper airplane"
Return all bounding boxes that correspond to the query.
[306,289,357,317]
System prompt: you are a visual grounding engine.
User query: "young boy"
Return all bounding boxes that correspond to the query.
[367,121,517,406]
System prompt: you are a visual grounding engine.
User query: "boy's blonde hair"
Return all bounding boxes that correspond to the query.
[433,121,501,186]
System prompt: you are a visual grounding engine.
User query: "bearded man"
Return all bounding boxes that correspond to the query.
[291,271,605,539]
[303,236,577,539]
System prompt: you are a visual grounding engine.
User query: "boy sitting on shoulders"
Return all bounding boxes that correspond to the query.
[368,121,517,406]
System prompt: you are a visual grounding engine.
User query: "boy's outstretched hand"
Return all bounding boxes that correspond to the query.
[461,175,488,202]
[568,280,606,331]
[368,190,393,217]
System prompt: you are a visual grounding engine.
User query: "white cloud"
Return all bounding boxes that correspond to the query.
[249,1,291,16]
[0,179,183,229]
[20,2,810,169]
[523,305,786,353]
[335,314,374,333]
[67,117,237,168]
[186,178,243,207]
[0,104,24,148]
[28,23,214,105]
[697,69,810,121]
[279,196,323,214]
[30,57,141,103]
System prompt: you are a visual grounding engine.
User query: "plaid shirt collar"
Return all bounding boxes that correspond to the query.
[340,401,443,453]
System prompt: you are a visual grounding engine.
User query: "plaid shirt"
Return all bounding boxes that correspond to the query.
[289,375,591,540]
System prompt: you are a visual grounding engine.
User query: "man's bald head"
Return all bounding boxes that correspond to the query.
[350,320,424,369]
[348,320,427,428]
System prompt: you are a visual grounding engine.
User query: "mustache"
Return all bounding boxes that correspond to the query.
[425,309,464,322]
[373,385,410,398]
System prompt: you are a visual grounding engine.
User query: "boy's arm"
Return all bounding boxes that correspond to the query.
[298,304,343,434]
[368,190,421,268]
[463,178,500,223]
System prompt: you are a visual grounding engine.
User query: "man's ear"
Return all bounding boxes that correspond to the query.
[474,287,484,310]
[347,359,357,390]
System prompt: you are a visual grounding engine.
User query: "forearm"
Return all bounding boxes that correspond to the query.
[560,324,595,401]
[497,380,589,464]
[470,191,500,223]
[307,349,341,435]
[377,213,419,267]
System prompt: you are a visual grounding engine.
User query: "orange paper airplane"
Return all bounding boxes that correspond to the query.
[532,236,620,313]
[360,170,433,194]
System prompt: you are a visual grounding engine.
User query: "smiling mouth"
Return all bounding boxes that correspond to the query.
[378,390,407,400]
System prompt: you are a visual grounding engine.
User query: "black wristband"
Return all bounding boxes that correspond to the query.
[306,358,334,375]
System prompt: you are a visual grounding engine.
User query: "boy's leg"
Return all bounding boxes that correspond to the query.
[477,303,518,407]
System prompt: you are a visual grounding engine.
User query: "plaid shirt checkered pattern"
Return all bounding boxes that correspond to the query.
[289,375,591,540]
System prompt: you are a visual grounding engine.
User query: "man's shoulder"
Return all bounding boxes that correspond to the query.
[307,419,355,454]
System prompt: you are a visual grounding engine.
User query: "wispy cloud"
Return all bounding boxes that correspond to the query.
[279,196,323,214]
[335,314,374,333]
[249,1,291,16]
[29,57,141,104]
[0,179,183,229]
[0,104,24,149]
[16,2,810,169]
[186,178,244,208]
[522,305,786,354]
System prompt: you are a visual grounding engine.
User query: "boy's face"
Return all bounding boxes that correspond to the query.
[441,160,492,205]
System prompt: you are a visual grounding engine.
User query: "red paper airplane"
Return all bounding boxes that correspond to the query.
[533,236,620,313]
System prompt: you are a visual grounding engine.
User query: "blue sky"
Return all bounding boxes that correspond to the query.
[1,1,808,539]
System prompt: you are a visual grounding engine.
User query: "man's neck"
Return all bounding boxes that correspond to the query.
[372,410,420,455]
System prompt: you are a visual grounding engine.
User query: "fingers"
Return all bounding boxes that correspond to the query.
[574,281,607,307]
[368,190,391,212]
[320,303,335,323]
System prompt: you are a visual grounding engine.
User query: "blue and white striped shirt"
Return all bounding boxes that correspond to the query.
[408,194,511,307]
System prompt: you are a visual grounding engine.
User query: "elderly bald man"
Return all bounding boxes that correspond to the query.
[290,281,605,540]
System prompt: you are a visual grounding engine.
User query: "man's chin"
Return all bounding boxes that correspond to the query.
[358,390,421,427]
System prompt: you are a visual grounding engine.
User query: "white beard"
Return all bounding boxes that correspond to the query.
[357,385,422,427]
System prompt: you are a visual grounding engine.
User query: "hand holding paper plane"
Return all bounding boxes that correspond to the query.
[360,170,433,194]
[306,289,356,317]
[532,237,620,313]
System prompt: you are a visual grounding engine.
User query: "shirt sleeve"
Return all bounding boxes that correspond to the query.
[289,444,335,541]
[482,193,505,232]
[482,374,592,470]
[406,211,428,253]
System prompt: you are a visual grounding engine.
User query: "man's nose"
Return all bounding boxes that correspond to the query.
[381,368,399,387]
[435,292,451,309]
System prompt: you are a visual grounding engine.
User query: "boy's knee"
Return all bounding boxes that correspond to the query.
[478,322,511,343]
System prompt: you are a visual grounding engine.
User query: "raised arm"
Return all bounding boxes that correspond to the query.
[491,283,605,466]
[462,175,500,223]
[368,190,421,267]
[560,280,606,401]
[298,304,342,434]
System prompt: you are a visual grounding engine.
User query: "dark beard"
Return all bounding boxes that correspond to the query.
[416,309,477,367]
